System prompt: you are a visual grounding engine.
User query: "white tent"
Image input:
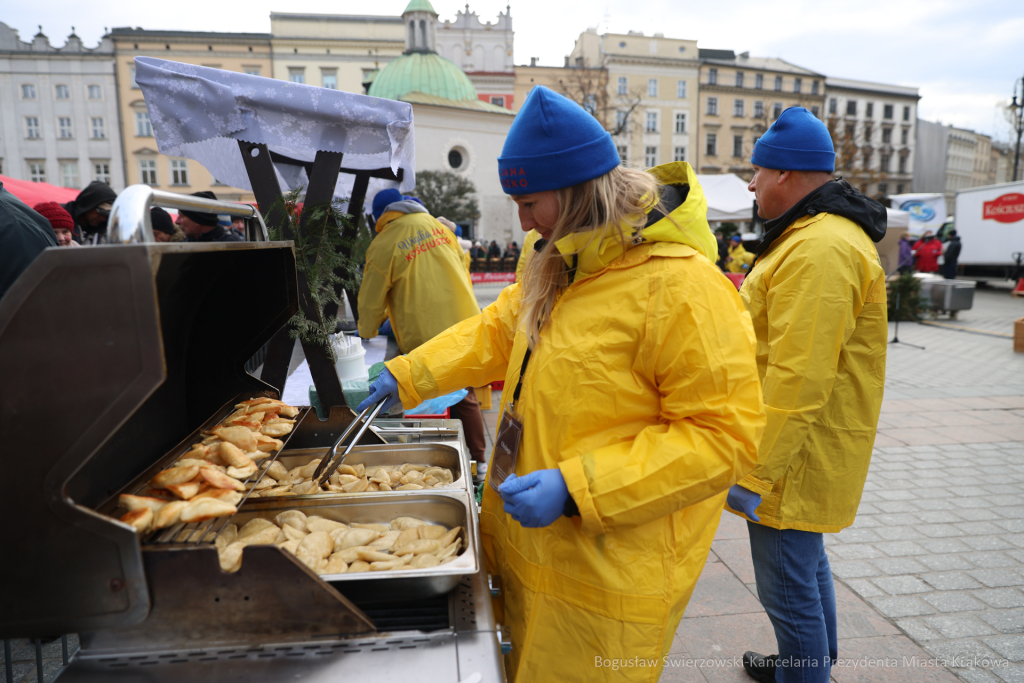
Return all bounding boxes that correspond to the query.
[696,173,755,223]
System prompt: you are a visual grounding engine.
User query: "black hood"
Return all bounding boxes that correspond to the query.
[63,181,118,237]
[754,179,887,264]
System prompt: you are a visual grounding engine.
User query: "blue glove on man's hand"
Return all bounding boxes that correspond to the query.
[499,469,569,528]
[379,319,392,337]
[357,367,403,413]
[726,484,761,522]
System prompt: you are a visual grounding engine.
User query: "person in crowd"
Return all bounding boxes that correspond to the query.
[231,217,247,238]
[176,192,244,243]
[715,229,728,270]
[727,107,887,683]
[357,188,489,468]
[942,229,961,279]
[913,230,942,273]
[0,182,58,301]
[726,234,754,273]
[897,232,914,273]
[358,85,764,683]
[503,241,521,260]
[32,202,79,247]
[487,240,502,258]
[61,180,117,244]
[151,207,183,243]
[515,229,541,282]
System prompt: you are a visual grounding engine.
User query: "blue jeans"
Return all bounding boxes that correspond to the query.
[747,522,837,683]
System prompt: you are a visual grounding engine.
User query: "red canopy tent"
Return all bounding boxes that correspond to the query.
[0,175,81,208]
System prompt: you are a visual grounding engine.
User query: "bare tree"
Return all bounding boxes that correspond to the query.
[553,61,644,137]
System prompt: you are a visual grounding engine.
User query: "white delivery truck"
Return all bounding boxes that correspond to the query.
[948,181,1024,280]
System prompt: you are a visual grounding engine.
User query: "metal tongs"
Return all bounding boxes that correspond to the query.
[310,395,391,488]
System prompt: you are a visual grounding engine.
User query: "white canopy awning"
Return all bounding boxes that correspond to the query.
[695,173,756,223]
[134,57,417,206]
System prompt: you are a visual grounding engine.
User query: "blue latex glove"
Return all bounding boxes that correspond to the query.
[357,367,402,413]
[379,319,392,337]
[499,470,569,528]
[727,484,761,522]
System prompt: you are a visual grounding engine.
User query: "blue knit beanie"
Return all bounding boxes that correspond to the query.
[498,86,620,194]
[751,107,835,173]
[372,188,403,222]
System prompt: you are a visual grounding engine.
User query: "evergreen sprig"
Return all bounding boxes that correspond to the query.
[266,188,362,362]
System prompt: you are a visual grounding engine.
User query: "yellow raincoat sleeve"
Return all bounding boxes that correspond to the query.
[738,235,864,497]
[386,283,521,408]
[356,256,391,340]
[559,263,764,537]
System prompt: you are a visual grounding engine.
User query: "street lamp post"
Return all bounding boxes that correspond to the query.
[1013,73,1024,182]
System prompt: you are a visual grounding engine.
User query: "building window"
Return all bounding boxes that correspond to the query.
[864,123,872,141]
[774,76,782,91]
[647,78,658,97]
[58,117,73,139]
[674,146,686,162]
[490,96,505,107]
[901,128,909,145]
[26,117,41,139]
[289,68,305,84]
[140,159,158,185]
[863,149,872,169]
[811,80,819,95]
[706,97,718,116]
[89,117,105,139]
[882,128,892,144]
[618,76,627,96]
[55,84,70,99]
[130,65,139,89]
[676,80,686,98]
[793,77,802,93]
[754,74,763,90]
[866,102,874,118]
[706,133,717,157]
[94,162,112,184]
[61,162,79,188]
[878,182,888,196]
[735,71,744,88]
[903,105,910,121]
[322,71,337,89]
[879,154,890,173]
[733,135,743,157]
[896,183,904,194]
[135,112,152,137]
[616,110,628,131]
[829,97,837,114]
[734,99,745,117]
[810,105,820,118]
[644,146,657,167]
[244,67,261,76]
[674,112,687,134]
[898,156,907,174]
[846,100,857,116]
[22,84,36,99]
[28,162,46,183]
[170,159,189,186]
[88,84,102,99]
[645,111,657,133]
[883,104,894,120]
[753,100,765,118]
[772,102,782,119]
[617,145,628,163]
[708,68,717,85]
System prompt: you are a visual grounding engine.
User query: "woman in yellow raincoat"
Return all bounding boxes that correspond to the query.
[360,86,765,682]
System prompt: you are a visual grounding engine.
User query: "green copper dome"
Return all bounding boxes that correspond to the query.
[403,0,437,13]
[369,52,477,102]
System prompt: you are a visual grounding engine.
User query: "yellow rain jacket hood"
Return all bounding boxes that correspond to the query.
[387,162,764,682]
[358,206,480,353]
[729,188,887,533]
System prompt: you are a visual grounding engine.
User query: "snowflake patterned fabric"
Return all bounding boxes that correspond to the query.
[134,57,416,194]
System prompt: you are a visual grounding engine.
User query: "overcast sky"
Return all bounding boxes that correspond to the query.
[5,0,1021,141]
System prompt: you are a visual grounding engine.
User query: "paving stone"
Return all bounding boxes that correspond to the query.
[922,572,986,591]
[955,508,1007,522]
[964,553,1022,569]
[921,592,988,613]
[955,497,1002,509]
[984,635,1024,662]
[914,499,961,511]
[917,538,976,555]
[869,596,936,617]
[875,541,930,557]
[832,561,883,579]
[923,615,998,638]
[844,578,886,598]
[877,501,921,513]
[876,526,927,541]
[974,589,1024,609]
[838,528,885,544]
[995,507,1024,519]
[1008,538,1024,550]
[1010,551,1024,564]
[995,520,1024,534]
[958,522,1012,535]
[895,617,943,641]
[924,638,1001,663]
[957,668,1003,683]
[872,557,930,576]
[918,524,968,538]
[917,511,969,524]
[969,570,1024,588]
[830,544,887,560]
[876,513,927,526]
[872,575,933,595]
[877,489,919,500]
[981,609,1024,635]
[994,664,1024,683]
[920,554,978,572]
[965,536,1019,551]
[851,515,885,528]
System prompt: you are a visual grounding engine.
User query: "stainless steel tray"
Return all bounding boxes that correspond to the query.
[232,492,479,599]
[248,442,470,501]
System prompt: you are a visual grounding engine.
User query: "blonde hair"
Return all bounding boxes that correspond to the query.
[518,166,661,349]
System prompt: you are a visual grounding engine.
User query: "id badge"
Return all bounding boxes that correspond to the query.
[489,402,523,494]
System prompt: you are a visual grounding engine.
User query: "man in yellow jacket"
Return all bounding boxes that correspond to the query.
[725,234,754,273]
[357,188,488,463]
[725,107,888,683]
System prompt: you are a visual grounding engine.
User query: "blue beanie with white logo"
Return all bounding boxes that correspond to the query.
[751,107,835,173]
[498,86,620,194]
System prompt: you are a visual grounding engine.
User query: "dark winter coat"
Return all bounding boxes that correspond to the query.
[0,183,58,302]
